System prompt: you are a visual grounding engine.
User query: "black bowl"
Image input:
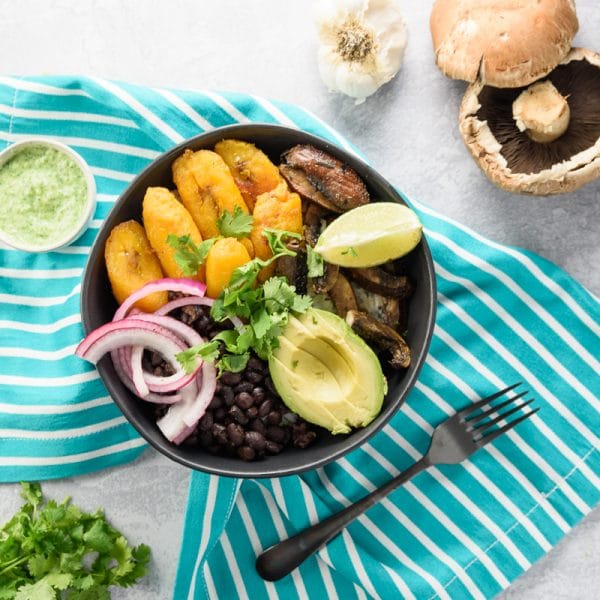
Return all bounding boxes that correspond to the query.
[81,124,436,478]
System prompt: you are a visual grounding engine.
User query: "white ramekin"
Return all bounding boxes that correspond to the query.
[0,139,97,252]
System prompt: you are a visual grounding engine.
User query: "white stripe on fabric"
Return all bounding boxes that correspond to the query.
[186,476,220,600]
[0,266,83,279]
[411,197,600,335]
[0,343,78,360]
[90,219,103,229]
[0,283,80,306]
[434,261,600,414]
[381,426,527,579]
[255,483,310,600]
[341,529,383,600]
[339,456,486,600]
[354,583,368,600]
[235,492,279,600]
[202,563,218,600]
[97,193,118,203]
[90,78,184,144]
[220,531,250,600]
[412,381,571,534]
[433,321,600,490]
[429,230,600,373]
[315,468,417,600]
[250,95,299,129]
[0,396,112,415]
[200,91,250,124]
[0,416,127,440]
[425,355,592,515]
[154,88,213,131]
[0,370,99,387]
[0,131,159,159]
[54,246,91,255]
[0,77,90,97]
[91,166,135,182]
[0,313,81,334]
[0,103,136,128]
[0,437,146,466]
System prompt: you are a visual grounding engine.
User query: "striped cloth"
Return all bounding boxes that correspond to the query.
[0,77,598,599]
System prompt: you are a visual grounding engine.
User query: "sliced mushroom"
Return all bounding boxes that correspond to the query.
[460,48,600,194]
[346,310,411,369]
[310,262,339,295]
[281,145,370,211]
[348,267,414,299]
[275,241,308,295]
[279,165,342,213]
[329,273,358,317]
[351,282,400,327]
[304,201,339,294]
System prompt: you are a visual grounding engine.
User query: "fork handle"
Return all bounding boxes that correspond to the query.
[255,456,430,581]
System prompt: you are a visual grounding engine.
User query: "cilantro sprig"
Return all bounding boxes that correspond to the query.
[176,228,311,375]
[216,206,254,238]
[0,482,150,600]
[167,234,215,277]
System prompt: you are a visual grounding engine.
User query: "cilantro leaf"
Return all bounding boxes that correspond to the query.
[306,245,325,278]
[341,246,358,257]
[176,340,220,374]
[217,206,254,238]
[262,228,301,257]
[166,234,215,276]
[0,483,150,599]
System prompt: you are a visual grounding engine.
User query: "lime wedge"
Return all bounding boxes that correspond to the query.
[314,202,423,268]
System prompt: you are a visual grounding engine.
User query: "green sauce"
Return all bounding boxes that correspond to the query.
[0,144,88,248]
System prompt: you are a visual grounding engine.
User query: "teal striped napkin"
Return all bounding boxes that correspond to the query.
[0,76,598,599]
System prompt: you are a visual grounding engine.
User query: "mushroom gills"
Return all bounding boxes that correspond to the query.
[351,282,400,327]
[348,266,414,298]
[346,310,411,370]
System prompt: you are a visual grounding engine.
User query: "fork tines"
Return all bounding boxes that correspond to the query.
[459,383,539,446]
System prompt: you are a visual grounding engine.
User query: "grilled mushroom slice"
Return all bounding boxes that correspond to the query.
[274,240,308,295]
[279,165,342,213]
[346,310,411,369]
[351,283,400,327]
[281,145,370,211]
[304,202,339,294]
[349,267,414,298]
[329,273,358,317]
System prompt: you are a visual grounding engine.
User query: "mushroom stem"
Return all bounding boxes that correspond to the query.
[512,81,570,143]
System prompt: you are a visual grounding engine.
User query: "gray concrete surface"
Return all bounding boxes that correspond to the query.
[0,1,598,598]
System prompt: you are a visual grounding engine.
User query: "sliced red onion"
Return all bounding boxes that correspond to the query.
[113,277,207,321]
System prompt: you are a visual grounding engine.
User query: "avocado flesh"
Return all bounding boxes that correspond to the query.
[269,308,386,434]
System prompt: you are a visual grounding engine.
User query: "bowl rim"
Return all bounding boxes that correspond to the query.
[0,138,97,252]
[81,123,437,478]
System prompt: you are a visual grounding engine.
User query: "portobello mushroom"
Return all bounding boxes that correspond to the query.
[279,164,342,213]
[349,267,414,299]
[274,239,308,294]
[346,310,411,369]
[329,273,358,317]
[281,145,370,211]
[304,201,339,294]
[351,283,400,327]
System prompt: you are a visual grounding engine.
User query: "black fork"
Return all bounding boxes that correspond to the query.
[256,383,538,581]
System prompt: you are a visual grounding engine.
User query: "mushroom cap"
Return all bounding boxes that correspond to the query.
[430,0,578,88]
[459,48,600,195]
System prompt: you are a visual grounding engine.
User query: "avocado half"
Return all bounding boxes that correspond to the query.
[268,308,387,435]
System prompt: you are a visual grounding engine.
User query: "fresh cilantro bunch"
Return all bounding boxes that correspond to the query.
[177,228,312,375]
[0,482,150,600]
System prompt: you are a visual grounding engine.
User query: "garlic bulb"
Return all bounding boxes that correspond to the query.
[314,0,408,104]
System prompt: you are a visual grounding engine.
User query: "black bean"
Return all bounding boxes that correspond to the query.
[214,381,223,394]
[250,418,267,435]
[221,387,235,406]
[266,425,286,444]
[266,410,281,425]
[211,423,227,445]
[209,394,223,410]
[244,431,266,452]
[246,406,258,419]
[251,386,266,403]
[247,356,266,372]
[258,399,272,418]
[235,392,254,410]
[237,446,256,461]
[214,407,226,421]
[265,440,283,454]
[199,412,213,431]
[198,430,213,447]
[281,411,298,425]
[228,405,249,425]
[265,376,278,395]
[294,430,317,448]
[226,423,245,447]
[246,370,264,384]
[234,381,254,394]
[220,371,242,386]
